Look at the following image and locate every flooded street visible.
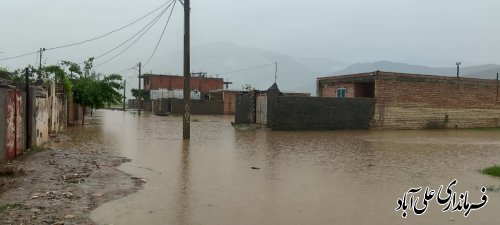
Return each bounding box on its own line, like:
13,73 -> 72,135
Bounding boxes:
61,110 -> 500,225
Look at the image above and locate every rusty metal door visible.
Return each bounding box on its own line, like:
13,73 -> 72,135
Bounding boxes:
6,89 -> 24,160
256,95 -> 267,125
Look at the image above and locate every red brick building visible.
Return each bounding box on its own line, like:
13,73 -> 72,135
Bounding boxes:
317,71 -> 500,129
142,74 -> 223,93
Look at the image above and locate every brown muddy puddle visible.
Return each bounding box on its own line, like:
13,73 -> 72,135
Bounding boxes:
59,110 -> 500,225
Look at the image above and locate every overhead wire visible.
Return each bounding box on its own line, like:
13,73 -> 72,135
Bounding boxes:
215,63 -> 277,76
0,50 -> 39,62
0,1 -> 171,62
145,0 -> 177,66
44,1 -> 172,51
92,0 -> 176,62
94,0 -> 175,68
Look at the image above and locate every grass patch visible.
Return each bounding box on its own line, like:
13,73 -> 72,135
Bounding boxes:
24,146 -> 46,155
0,203 -> 21,213
486,186 -> 500,192
192,119 -> 201,122
481,166 -> 500,177
232,124 -> 248,128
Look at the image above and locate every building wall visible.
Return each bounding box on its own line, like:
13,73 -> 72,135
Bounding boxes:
152,99 -> 171,115
319,82 -> 355,97
34,95 -> 50,146
266,95 -> 375,130
0,88 -> 6,162
235,93 -> 256,124
144,75 -> 223,93
234,85 -> 375,130
67,97 -> 84,125
372,72 -> 500,129
223,92 -> 237,115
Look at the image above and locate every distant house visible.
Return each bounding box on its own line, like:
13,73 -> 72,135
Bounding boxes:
317,71 -> 500,129
137,73 -> 227,115
142,73 -> 223,100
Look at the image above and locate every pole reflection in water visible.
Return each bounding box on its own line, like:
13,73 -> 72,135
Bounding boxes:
176,140 -> 191,224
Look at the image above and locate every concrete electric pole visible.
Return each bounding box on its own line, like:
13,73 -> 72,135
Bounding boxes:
123,79 -> 127,111
183,0 -> 191,139
25,68 -> 31,150
456,62 -> 461,78
38,48 -> 45,80
138,62 -> 142,116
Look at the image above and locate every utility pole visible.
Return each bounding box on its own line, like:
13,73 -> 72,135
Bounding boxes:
456,62 -> 461,78
138,62 -> 142,116
496,72 -> 499,102
123,80 -> 127,111
38,48 -> 45,80
24,68 -> 31,150
274,62 -> 278,83
183,0 -> 191,139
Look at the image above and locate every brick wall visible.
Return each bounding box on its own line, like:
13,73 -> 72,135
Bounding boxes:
320,83 -> 355,97
144,75 -> 223,93
223,92 -> 237,115
372,72 -> 500,129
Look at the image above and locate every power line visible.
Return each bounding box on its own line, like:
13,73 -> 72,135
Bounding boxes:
94,1 -> 174,68
0,1 -> 171,62
0,50 -> 39,62
215,63 -> 276,76
145,0 -> 177,65
92,0 -> 175,62
45,1 -> 172,51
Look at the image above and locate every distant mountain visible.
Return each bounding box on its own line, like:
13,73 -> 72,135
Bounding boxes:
330,61 -> 500,79
155,42 -> 347,95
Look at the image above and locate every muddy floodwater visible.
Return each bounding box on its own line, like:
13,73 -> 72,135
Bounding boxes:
58,110 -> 500,225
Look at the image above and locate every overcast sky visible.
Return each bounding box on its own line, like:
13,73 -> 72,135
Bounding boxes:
1,0 -> 500,76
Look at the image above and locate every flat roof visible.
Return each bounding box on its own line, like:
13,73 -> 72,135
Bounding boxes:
142,73 -> 223,80
318,71 -> 498,82
209,89 -> 249,93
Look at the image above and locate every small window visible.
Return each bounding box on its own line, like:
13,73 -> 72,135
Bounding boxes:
336,88 -> 346,98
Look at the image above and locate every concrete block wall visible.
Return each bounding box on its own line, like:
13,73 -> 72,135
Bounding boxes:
235,93 -> 256,124
266,96 -> 375,130
152,99 -> 170,115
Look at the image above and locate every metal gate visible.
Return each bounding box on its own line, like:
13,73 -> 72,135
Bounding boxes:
256,95 -> 267,125
5,88 -> 24,160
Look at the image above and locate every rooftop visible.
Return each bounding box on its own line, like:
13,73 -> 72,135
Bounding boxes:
318,71 -> 499,82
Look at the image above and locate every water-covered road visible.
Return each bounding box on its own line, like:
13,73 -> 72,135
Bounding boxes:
61,110 -> 500,224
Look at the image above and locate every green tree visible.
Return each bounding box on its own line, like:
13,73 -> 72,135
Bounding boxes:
0,67 -> 32,87
64,58 -> 123,121
43,65 -> 73,96
242,84 -> 255,91
131,88 -> 150,100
